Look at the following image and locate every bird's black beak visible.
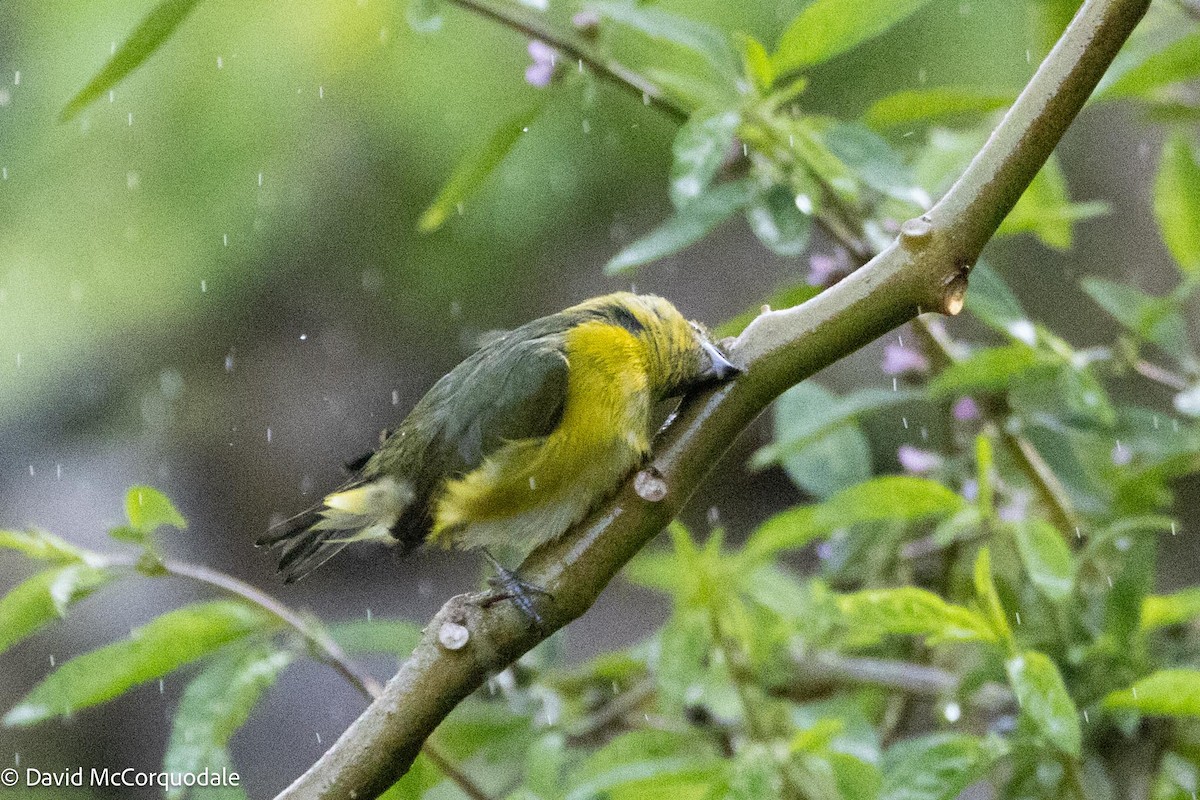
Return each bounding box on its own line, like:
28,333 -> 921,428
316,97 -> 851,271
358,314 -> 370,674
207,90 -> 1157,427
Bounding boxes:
699,339 -> 741,381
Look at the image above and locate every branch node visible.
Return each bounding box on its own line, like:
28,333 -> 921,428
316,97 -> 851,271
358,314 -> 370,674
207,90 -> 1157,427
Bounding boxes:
940,270 -> 970,316
438,621 -> 471,651
634,466 -> 668,502
899,216 -> 933,245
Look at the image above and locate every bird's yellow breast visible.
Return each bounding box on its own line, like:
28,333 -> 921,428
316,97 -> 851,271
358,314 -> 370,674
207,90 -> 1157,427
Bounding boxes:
430,320 -> 652,553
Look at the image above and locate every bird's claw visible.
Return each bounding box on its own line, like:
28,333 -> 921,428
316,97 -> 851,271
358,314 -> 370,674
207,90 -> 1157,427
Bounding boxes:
480,550 -> 551,628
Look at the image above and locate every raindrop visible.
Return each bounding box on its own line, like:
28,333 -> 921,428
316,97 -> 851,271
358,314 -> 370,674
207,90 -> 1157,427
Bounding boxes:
13,71 -> 19,86
56,464 -> 62,480
391,390 -> 400,405
2,167 -> 8,180
126,171 -> 139,190
1015,612 -> 1021,625
200,279 -> 207,293
109,90 -> 115,103
28,465 -> 34,476
1083,709 -> 1089,723
366,608 -> 372,621
49,655 -> 55,666
159,679 -> 164,694
0,89 -> 10,108
794,194 -> 813,214
299,333 -> 308,341
319,85 -> 325,99
892,377 -> 898,391
902,417 -> 909,429
15,352 -> 21,367
943,702 -> 961,722
582,119 -> 591,134
222,233 -> 229,247
257,171 -> 264,187
224,354 -> 235,372
216,56 -> 224,69
127,112 -> 133,126
315,732 -> 322,744
1171,522 -> 1177,536
1107,575 -> 1113,588
266,427 -> 273,443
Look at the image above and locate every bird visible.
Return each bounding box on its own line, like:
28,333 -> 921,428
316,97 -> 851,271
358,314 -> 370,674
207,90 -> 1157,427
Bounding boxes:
257,292 -> 740,598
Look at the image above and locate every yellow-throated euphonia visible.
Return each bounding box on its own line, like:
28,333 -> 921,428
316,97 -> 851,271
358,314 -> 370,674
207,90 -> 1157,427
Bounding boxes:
259,292 -> 739,583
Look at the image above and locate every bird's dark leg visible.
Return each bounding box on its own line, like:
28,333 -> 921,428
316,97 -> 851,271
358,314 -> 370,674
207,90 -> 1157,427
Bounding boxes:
479,549 -> 552,628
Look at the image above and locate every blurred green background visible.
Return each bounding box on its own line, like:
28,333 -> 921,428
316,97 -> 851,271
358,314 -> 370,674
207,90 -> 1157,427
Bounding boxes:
0,0 -> 1194,796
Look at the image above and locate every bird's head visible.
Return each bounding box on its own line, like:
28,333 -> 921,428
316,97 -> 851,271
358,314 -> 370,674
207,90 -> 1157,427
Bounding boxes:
587,293 -> 741,397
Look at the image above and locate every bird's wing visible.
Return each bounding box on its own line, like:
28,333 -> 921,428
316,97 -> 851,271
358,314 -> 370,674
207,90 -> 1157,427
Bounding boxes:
433,333 -> 571,472
366,332 -> 570,546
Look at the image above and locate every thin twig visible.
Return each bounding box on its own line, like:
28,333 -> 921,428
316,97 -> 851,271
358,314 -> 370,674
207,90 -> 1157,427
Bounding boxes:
1132,358 -> 1190,391
103,556 -> 494,800
443,0 -> 686,120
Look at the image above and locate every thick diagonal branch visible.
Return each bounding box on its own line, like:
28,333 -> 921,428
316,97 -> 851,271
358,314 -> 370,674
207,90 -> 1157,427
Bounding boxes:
276,1 -> 1150,796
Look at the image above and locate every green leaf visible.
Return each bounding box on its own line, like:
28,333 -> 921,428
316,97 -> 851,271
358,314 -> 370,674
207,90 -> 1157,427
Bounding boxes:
963,262 -> 1034,341
589,2 -> 738,76
4,600 -> 271,726
1103,670 -> 1200,717
773,0 -> 938,73
164,644 -> 293,799
418,100 -> 545,233
974,548 -> 1014,645
379,753 -> 444,800
823,122 -> 917,201
1141,586 -> 1200,630
745,476 -> 964,560
1013,520 -> 1074,602
729,744 -> 782,799
329,618 -> 423,658
738,34 -> 775,91
864,88 -> 1013,129
745,184 -> 813,256
838,587 -> 996,645
998,156 -> 1109,250
1081,277 -> 1193,362
1006,650 -> 1082,756
605,180 -> 754,274
1176,383 -> 1200,418
60,0 -> 205,121
754,383 -> 921,471
1154,133 -> 1200,275
567,730 -> 721,800
1101,31 -> 1200,99
670,109 -> 740,208
0,566 -> 113,657
928,344 -> 1051,398
759,382 -> 895,498
124,485 -> 187,534
880,733 -> 998,800
777,422 -> 872,499
0,529 -> 95,564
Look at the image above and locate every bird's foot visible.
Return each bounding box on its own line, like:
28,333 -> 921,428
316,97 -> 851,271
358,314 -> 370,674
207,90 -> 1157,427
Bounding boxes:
480,550 -> 552,628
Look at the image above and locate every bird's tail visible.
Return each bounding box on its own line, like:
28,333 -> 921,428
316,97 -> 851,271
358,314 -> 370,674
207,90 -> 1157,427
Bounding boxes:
257,476 -> 414,583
